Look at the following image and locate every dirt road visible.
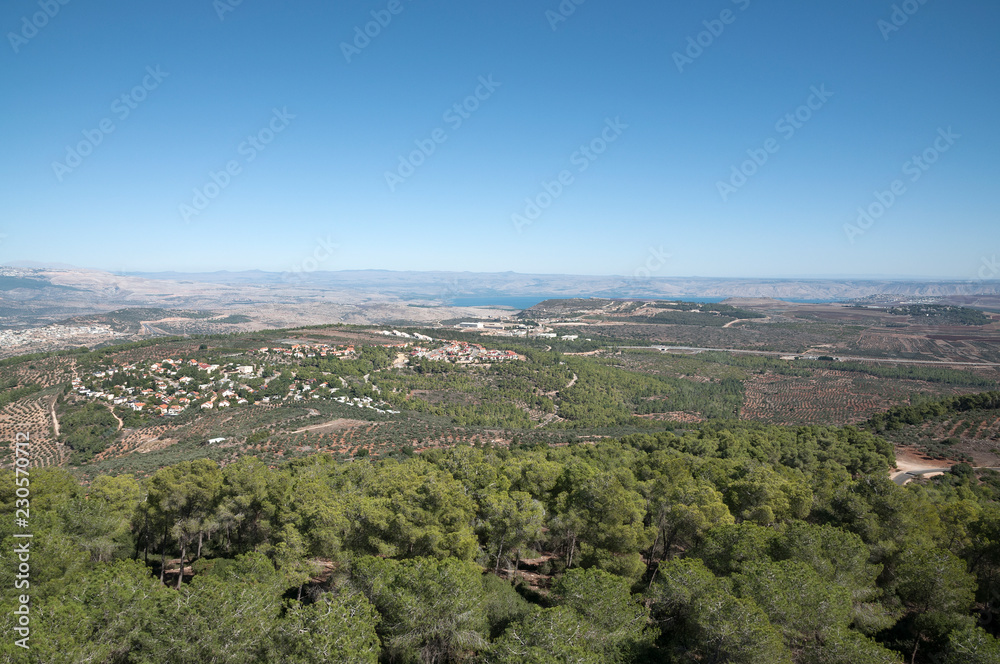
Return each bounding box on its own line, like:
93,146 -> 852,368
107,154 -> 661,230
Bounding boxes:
49,399 -> 60,436
891,450 -> 1000,485
105,404 -> 124,431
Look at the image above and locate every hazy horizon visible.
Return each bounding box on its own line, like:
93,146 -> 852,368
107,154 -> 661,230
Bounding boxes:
6,261 -> 1000,284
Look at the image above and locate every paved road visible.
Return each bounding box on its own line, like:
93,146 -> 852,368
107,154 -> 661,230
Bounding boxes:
621,346 -> 1000,368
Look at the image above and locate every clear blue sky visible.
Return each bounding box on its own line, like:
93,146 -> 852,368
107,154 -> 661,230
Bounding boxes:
1,0 -> 997,279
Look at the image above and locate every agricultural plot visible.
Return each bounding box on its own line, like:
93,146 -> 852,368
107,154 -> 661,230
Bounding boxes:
594,318 -> 867,353
879,410 -> 1000,466
612,348 -> 751,382
578,300 -> 1000,364
740,370 -> 977,426
70,402 -> 624,480
269,417 -> 603,460
89,340 -> 205,366
7,357 -> 76,389
929,338 -> 1000,364
853,331 -> 947,359
91,402 -> 306,461
0,391 -> 66,467
68,395 -> 404,477
852,328 -> 1000,363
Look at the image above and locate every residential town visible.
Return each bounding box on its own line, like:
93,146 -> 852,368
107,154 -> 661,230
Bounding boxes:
72,358 -> 260,418
67,336 -> 523,419
0,323 -> 124,358
454,321 -> 582,341
69,350 -> 404,418
411,340 -> 520,363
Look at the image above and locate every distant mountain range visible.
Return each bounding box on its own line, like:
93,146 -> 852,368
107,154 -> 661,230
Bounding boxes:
5,266 -> 1000,301
2,264 -> 999,331
119,269 -> 1000,301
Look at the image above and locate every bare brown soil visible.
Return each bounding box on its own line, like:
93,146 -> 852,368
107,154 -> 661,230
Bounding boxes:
893,446 -> 959,473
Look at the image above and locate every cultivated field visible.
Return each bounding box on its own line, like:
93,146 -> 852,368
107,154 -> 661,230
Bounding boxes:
0,391 -> 66,467
880,409 -> 1000,467
740,370 -> 982,426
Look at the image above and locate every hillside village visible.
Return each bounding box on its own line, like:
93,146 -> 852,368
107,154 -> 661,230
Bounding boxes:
69,336 -> 523,420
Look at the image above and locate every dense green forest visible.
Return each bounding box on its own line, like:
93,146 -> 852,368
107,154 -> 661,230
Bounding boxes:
4,421 -> 1000,663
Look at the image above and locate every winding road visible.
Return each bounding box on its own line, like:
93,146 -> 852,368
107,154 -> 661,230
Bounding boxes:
535,372 -> 577,429
105,403 -> 124,431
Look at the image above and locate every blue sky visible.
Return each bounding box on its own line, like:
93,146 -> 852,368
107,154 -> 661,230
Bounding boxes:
1,0 -> 997,279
